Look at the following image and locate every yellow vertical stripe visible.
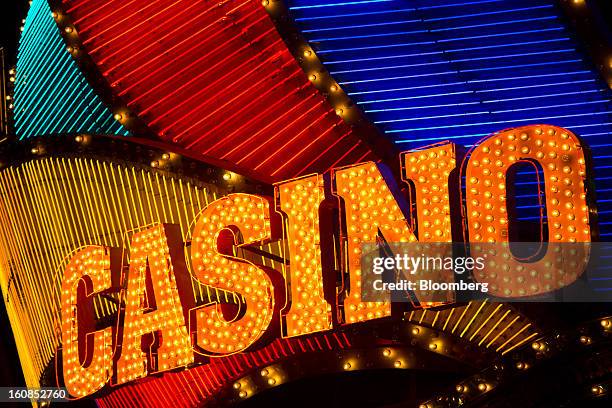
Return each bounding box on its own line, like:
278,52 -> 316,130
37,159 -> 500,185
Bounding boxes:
0,158 -> 221,392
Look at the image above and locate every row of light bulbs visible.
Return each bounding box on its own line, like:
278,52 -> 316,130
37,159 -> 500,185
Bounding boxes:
421,317 -> 611,407
261,0 -> 349,119
28,136 -> 240,190
232,323 -> 453,401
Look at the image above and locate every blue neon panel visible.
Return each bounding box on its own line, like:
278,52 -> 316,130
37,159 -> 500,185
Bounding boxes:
13,0 -> 128,139
289,0 -> 612,239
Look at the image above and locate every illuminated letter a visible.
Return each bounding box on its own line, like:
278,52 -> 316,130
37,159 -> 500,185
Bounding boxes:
116,224 -> 193,384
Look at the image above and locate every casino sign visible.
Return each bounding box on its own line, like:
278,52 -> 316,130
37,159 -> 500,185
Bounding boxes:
1,0 -> 611,407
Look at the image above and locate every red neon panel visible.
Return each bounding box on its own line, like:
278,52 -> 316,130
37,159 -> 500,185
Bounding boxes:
93,332 -> 351,407
61,0 -> 377,182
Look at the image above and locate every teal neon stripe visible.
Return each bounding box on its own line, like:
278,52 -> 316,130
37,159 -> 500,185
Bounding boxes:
14,0 -> 129,139
16,0 -> 120,135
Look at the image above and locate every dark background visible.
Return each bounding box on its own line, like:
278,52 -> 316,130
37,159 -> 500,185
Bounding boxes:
1,1 -> 28,66
0,0 -> 28,390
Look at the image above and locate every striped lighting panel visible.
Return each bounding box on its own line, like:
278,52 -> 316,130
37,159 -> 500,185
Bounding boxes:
406,301 -> 538,355
59,0 -> 376,182
0,157 -> 218,390
14,0 -> 128,139
288,0 -> 612,237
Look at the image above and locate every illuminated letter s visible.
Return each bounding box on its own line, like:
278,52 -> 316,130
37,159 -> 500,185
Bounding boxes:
191,194 -> 278,355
